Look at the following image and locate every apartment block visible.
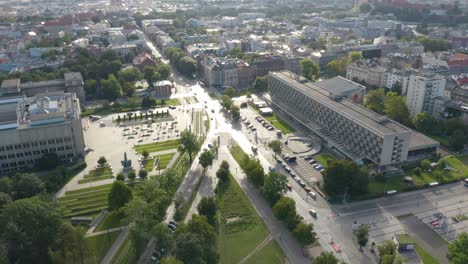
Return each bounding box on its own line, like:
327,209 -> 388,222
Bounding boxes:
406,73 -> 446,116
346,59 -> 386,87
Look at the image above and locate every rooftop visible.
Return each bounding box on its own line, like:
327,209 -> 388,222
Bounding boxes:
316,76 -> 365,95
270,71 -> 411,136
408,131 -> 440,151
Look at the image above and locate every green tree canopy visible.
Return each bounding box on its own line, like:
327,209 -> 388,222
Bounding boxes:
447,232 -> 468,264
313,251 -> 339,264
349,51 -> 363,63
293,222 -> 317,246
199,149 -> 215,173
223,87 -> 236,98
384,93 -> 410,125
252,76 -> 268,92
268,140 -> 282,158
364,88 -> 386,114
177,56 -> 197,77
413,112 -> 436,133
0,196 -> 64,263
323,160 -> 369,197
179,129 -> 200,163
356,224 -> 369,249
197,196 -> 217,226
216,161 -> 230,183
221,95 -> 233,110
101,74 -> 122,100
108,181 -> 133,210
327,57 -> 347,77
230,105 -> 240,121
12,173 -> 45,200
300,59 -> 320,81
272,196 -> 301,230
242,157 -> 265,187
261,171 -> 288,205
118,67 -> 142,83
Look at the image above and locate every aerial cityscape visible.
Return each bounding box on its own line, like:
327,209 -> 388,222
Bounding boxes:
0,0 -> 467,263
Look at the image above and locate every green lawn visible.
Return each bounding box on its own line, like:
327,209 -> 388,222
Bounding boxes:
230,145 -> 248,165
246,240 -> 285,264
78,167 -> 114,184
81,98 -> 181,117
59,185 -> 112,217
141,153 -> 175,171
111,237 -> 136,264
263,113 -> 296,134
218,174 -> 276,264
457,154 -> 468,164
95,211 -> 125,232
314,153 -> 337,168
134,139 -> 180,154
415,244 -> 440,264
85,232 -> 119,264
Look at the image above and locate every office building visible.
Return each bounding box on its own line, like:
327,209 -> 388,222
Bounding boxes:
0,92 -> 85,173
406,73 -> 446,116
268,71 -> 438,170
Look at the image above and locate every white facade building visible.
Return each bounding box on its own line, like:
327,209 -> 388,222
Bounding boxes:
406,73 -> 447,116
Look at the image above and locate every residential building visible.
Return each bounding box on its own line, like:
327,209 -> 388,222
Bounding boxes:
236,61 -> 253,90
1,72 -> 86,102
268,71 -> 438,170
384,68 -> 415,95
447,53 -> 468,74
133,52 -> 157,70
406,73 -> 446,116
346,59 -> 386,87
0,92 -> 85,174
152,81 -> 173,98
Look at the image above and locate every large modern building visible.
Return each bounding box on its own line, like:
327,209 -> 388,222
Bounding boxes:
406,73 -> 446,116
268,71 -> 438,170
0,92 -> 85,174
0,72 -> 86,102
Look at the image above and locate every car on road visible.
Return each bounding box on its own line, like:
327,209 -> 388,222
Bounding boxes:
277,159 -> 283,164
294,176 -> 300,183
211,109 -> 215,113
308,191 -> 317,199
284,166 -> 291,173
251,127 -> 257,131
287,184 -> 292,190
304,156 -> 313,160
127,136 -> 134,139
137,139 -> 143,143
298,180 -> 306,187
309,209 -> 317,218
153,137 -> 159,140
267,126 -> 275,131
251,146 -> 258,153
286,156 -> 297,163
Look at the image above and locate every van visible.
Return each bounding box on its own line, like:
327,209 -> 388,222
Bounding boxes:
309,209 -> 317,217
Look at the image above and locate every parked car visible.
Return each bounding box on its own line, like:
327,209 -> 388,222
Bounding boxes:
251,127 -> 257,131
309,209 -> 317,217
168,223 -> 177,231
309,191 -> 317,199
294,177 -> 301,183
169,220 -> 178,227
284,166 -> 291,173
308,159 -> 317,164
304,187 -> 311,192
287,184 -> 292,191
298,180 -> 306,187
464,178 -> 468,187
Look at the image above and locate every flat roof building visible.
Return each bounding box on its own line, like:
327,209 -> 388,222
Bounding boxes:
268,71 -> 438,170
0,92 -> 85,173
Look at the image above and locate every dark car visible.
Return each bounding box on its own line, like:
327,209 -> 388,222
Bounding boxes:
287,156 -> 297,163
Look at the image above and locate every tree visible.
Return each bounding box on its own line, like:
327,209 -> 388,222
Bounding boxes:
230,105 -> 240,121
101,74 -> 122,100
365,88 -> 386,114
252,76 -> 268,92
0,192 -> 12,210
348,51 -> 363,63
449,129 -> 466,151
262,171 -> 288,205
359,3 -> 371,13
161,257 -> 184,264
0,176 -> 12,194
128,170 -> 137,181
152,223 -> 173,255
177,56 -> 197,77
108,181 -> 133,210
12,173 -> 45,200
199,149 -> 214,173
384,94 -> 410,125
246,90 -> 252,98
216,161 -> 230,183
138,169 -> 148,179
243,158 -> 265,187
142,96 -> 157,108
293,222 -> 317,246
377,240 -> 400,263
179,129 -> 200,163
421,159 -> 431,171
221,95 -> 233,110
98,156 -> 107,166
142,150 -> 150,159
0,196 -> 64,263
157,64 -> 172,80
223,87 -> 236,98
327,57 -> 347,77
301,59 -> 320,81
36,153 -> 61,170
447,232 -> 468,264
314,251 -> 339,264
197,196 -> 217,226
118,68 -> 142,83
116,173 -> 125,181
268,140 -> 282,158
413,112 -> 435,133
356,224 -> 369,250
272,196 -> 301,230
323,160 -> 369,197
143,66 -> 157,83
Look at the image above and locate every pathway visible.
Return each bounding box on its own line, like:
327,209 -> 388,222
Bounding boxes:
85,227 -> 126,238
100,227 -> 129,264
238,234 -> 274,264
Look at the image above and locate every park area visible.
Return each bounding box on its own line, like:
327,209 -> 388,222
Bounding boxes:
367,155 -> 468,197
77,166 -> 114,184
85,232 -> 120,264
217,174 -> 285,264
263,113 -> 296,134
140,152 -> 176,172
134,139 -> 180,154
59,184 -> 112,218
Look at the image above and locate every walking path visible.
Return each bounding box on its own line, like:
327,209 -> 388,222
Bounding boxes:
85,227 -> 125,238
100,227 -> 129,264
238,234 -> 274,264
